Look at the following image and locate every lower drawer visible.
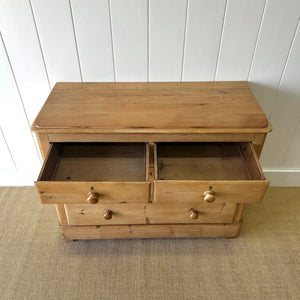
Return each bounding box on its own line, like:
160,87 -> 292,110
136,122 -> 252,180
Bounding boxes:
64,202 -> 237,225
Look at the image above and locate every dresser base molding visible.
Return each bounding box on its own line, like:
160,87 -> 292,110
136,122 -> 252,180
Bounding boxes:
59,222 -> 242,241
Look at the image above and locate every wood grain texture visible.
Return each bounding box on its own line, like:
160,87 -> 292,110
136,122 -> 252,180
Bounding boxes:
70,0 -> 114,81
38,142 -> 147,182
48,132 -> 263,142
156,142 -> 263,181
60,222 -> 242,240
65,202 -> 236,225
183,0 -> 226,80
32,82 -> 269,133
35,181 -> 150,204
35,134 -> 50,161
153,181 -> 269,204
55,204 -> 68,225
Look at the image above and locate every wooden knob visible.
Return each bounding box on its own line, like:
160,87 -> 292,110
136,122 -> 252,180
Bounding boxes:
189,209 -> 199,219
104,209 -> 113,220
86,192 -> 99,204
203,191 -> 215,203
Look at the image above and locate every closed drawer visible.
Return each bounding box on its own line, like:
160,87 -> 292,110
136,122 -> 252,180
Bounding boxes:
64,202 -> 237,225
35,143 -> 150,204
153,142 -> 269,204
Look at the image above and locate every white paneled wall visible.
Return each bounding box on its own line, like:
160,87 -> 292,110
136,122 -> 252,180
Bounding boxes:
0,0 -> 300,186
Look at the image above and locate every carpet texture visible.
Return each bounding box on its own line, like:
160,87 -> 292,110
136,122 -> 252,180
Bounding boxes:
0,187 -> 299,300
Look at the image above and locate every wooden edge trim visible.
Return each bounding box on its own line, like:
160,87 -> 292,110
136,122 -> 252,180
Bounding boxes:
36,143 -> 55,181
59,222 -> 242,241
249,143 -> 268,181
35,133 -> 50,160
233,204 -> 245,223
31,123 -> 272,134
152,179 -> 269,185
55,204 -> 68,225
145,143 -> 149,182
154,143 -> 158,180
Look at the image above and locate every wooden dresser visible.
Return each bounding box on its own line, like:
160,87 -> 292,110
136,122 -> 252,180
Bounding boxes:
31,82 -> 271,241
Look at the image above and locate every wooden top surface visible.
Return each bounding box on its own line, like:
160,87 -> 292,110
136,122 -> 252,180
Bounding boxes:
32,82 -> 270,134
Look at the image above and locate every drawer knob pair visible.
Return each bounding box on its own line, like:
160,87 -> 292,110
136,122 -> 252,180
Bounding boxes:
86,192 -> 100,204
203,190 -> 215,203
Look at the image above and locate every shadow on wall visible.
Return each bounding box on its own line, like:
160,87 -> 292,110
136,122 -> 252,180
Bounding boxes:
248,82 -> 300,169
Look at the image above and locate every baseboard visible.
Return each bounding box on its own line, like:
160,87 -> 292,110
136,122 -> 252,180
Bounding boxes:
0,170 -> 37,186
0,170 -> 299,187
264,169 -> 300,186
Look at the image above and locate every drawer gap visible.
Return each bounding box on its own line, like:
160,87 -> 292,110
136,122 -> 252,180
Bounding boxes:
155,142 -> 264,181
39,142 -> 147,182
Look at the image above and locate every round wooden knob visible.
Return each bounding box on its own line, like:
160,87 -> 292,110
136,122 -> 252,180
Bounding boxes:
103,209 -> 113,220
86,192 -> 99,204
203,191 -> 215,203
189,209 -> 199,219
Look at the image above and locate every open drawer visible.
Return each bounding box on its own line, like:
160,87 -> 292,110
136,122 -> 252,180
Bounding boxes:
153,142 -> 269,204
35,143 -> 150,204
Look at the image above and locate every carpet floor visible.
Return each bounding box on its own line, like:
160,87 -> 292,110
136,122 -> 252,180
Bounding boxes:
0,187 -> 299,300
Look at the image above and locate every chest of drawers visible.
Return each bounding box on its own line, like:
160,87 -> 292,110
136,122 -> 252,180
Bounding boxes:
31,82 -> 271,241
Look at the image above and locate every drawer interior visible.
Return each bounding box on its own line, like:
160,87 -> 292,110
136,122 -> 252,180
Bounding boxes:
39,142 -> 147,182
155,142 -> 265,180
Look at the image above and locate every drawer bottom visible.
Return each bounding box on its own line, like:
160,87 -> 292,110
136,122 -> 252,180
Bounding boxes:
59,223 -> 242,241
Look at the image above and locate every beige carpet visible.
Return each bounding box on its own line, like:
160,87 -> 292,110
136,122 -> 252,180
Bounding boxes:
0,187 -> 299,300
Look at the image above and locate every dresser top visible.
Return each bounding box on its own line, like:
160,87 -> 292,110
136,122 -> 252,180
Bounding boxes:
32,82 -> 270,134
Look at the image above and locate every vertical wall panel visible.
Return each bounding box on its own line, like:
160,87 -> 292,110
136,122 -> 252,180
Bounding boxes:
110,0 -> 147,81
0,0 -> 50,124
71,0 -> 114,81
31,0 -> 82,87
215,0 -> 265,81
150,0 -> 187,81
248,0 -> 300,116
283,121 -> 300,169
0,0 -> 300,185
260,22 -> 300,169
183,0 -> 226,81
0,128 -> 15,171
0,37 -> 41,171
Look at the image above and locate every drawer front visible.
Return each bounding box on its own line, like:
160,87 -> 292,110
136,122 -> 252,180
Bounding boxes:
64,202 -> 237,225
35,142 -> 150,204
154,142 -> 269,204
35,181 -> 150,204
153,180 -> 268,203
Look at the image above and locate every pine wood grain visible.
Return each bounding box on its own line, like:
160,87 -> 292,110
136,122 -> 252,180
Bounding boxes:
60,222 -> 242,240
35,181 -> 150,204
153,181 -> 269,204
64,202 -> 236,225
32,82 -> 269,134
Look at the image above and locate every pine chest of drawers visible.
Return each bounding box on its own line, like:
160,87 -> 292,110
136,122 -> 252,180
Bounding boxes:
31,82 -> 271,241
